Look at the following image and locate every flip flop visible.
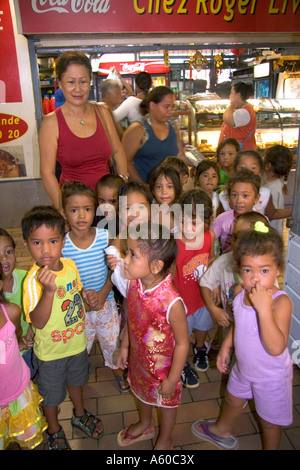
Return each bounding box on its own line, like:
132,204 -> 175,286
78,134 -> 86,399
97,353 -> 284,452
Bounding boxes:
117,424 -> 155,447
191,420 -> 238,450
115,374 -> 130,393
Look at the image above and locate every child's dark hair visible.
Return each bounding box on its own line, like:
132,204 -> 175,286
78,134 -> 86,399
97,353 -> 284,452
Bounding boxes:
118,181 -> 153,206
233,150 -> 263,173
233,226 -> 284,272
96,174 -> 124,193
264,145 -> 294,195
61,181 -> 97,211
132,223 -> 178,276
22,206 -> 66,241
161,157 -> 189,177
227,169 -> 260,196
235,211 -> 270,229
0,264 -> 5,303
149,165 -> 181,202
216,138 -> 240,162
0,228 -> 16,249
194,159 -> 219,187
179,189 -> 212,229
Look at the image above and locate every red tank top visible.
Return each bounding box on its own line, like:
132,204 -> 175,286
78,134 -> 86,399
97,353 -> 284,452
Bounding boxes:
56,107 -> 112,190
173,230 -> 212,316
218,103 -> 257,150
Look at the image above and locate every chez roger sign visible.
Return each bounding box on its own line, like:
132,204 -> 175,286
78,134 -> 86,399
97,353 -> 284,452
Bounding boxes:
15,0 -> 299,34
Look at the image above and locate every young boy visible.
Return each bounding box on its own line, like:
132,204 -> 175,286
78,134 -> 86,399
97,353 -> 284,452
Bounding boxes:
173,190 -> 215,387
161,156 -> 190,188
95,174 -> 123,238
22,206 -> 103,450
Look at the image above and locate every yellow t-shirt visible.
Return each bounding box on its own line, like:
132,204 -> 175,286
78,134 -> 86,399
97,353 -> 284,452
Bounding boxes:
23,258 -> 87,361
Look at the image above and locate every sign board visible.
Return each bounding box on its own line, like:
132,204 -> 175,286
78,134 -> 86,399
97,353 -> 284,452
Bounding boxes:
98,61 -> 170,75
14,0 -> 300,34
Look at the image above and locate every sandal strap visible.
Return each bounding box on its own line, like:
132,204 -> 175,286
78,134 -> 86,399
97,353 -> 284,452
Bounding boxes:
47,427 -> 71,450
72,409 -> 103,439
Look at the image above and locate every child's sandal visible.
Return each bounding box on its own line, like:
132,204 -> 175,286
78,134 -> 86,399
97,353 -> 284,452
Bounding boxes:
71,409 -> 104,439
46,426 -> 71,450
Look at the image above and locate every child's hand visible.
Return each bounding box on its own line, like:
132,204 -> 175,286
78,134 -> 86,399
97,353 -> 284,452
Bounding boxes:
249,281 -> 273,313
37,266 -> 57,292
117,345 -> 129,370
213,286 -> 221,305
106,254 -> 119,271
157,378 -> 176,398
212,306 -> 230,327
216,346 -> 231,374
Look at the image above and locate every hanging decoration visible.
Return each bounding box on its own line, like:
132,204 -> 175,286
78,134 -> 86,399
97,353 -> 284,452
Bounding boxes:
214,53 -> 223,73
164,50 -> 169,68
273,57 -> 284,72
231,48 -> 245,66
189,51 -> 208,71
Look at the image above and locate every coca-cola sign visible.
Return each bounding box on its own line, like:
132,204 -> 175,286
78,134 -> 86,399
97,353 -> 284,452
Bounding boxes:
15,0 -> 300,34
98,61 -> 170,75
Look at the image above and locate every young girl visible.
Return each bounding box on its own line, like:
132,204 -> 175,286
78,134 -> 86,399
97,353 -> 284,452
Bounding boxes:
0,265 -> 47,450
219,150 -> 292,224
61,181 -> 129,392
192,224 -> 293,450
149,165 -> 181,230
216,138 -> 240,193
263,145 -> 294,235
111,224 -> 189,450
194,159 -> 220,220
211,169 -> 260,254
0,229 -> 35,378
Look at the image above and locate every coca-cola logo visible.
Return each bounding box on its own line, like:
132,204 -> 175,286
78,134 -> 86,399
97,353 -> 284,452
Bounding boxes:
31,0 -> 111,14
121,63 -> 145,74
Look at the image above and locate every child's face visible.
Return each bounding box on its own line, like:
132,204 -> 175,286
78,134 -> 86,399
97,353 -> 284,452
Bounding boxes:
218,144 -> 237,170
119,191 -> 151,227
229,182 -> 259,217
63,194 -> 95,231
0,236 -> 16,280
24,225 -> 65,271
153,175 -> 176,206
240,254 -> 280,293
236,155 -> 262,176
97,186 -> 118,221
197,167 -> 219,194
124,238 -> 150,281
181,214 -> 205,244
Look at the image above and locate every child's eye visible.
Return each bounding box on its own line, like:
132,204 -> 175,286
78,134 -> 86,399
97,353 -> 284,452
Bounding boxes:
6,249 -> 14,255
262,269 -> 269,274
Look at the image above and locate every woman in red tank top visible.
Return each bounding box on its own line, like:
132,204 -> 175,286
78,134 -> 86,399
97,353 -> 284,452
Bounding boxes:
39,52 -> 127,210
218,82 -> 257,151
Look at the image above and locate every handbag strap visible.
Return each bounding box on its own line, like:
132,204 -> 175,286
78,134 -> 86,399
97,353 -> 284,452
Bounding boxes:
93,102 -> 110,141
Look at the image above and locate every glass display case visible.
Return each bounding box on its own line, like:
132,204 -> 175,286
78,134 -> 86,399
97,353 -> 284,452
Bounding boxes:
186,97 -> 300,156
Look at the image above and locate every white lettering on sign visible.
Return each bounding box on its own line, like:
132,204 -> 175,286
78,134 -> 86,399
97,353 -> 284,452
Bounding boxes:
31,0 -> 110,14
122,63 -> 146,74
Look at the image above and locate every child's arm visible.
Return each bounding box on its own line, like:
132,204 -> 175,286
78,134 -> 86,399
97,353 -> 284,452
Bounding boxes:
29,266 -> 57,329
209,229 -> 215,264
82,274 -> 113,311
158,299 -> 189,398
249,282 -> 292,355
117,322 -> 129,370
6,302 -> 23,344
200,285 -> 230,327
264,195 -> 292,220
216,325 -> 234,374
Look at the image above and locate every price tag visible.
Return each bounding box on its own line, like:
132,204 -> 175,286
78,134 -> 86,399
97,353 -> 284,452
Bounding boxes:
0,113 -> 28,143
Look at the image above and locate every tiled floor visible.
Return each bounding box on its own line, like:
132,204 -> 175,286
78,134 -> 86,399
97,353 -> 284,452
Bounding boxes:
7,226 -> 300,451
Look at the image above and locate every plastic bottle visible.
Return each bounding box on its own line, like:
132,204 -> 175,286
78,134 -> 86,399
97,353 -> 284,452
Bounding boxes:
43,94 -> 50,115
49,95 -> 55,112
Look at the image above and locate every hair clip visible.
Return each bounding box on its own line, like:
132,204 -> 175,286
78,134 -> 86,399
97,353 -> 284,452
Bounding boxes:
254,221 -> 269,233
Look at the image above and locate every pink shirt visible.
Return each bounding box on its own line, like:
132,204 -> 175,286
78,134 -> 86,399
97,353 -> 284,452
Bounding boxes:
0,304 -> 30,406
211,209 -> 235,253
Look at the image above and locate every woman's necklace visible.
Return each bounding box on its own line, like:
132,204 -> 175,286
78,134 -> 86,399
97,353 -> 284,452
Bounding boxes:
80,119 -> 85,125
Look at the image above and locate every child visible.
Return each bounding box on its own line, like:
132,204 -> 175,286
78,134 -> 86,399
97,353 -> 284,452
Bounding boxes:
219,150 -> 292,224
149,165 -> 181,230
192,223 -> 293,450
216,138 -> 240,193
173,190 -> 215,386
61,181 -> 129,392
0,264 -> 47,450
22,206 -> 103,450
194,159 -> 220,220
95,174 -> 123,238
0,228 -> 35,378
112,224 -> 189,450
263,145 -> 294,235
200,212 -> 270,346
211,169 -> 260,254
161,156 -> 190,187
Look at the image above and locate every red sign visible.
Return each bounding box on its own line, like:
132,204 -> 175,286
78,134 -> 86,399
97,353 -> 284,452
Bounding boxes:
0,0 -> 22,103
0,113 -> 29,144
98,61 -> 170,75
15,1 -> 300,34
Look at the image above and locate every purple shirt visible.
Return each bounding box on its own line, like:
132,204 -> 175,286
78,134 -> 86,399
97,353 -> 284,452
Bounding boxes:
211,209 -> 235,253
